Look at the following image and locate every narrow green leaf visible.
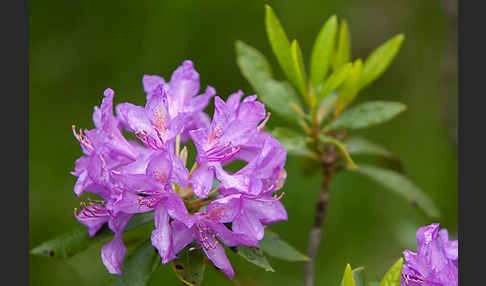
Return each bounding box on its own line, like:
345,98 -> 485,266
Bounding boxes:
320,135 -> 357,169
235,41 -> 273,89
323,101 -> 406,132
233,246 -> 275,272
259,229 -> 309,261
270,127 -> 315,158
265,5 -> 295,84
290,40 -> 308,98
379,258 -> 404,286
360,34 -> 404,89
336,59 -> 363,114
368,282 -> 380,286
110,240 -> 160,286
352,165 -> 440,218
342,264 -> 356,286
30,212 -> 154,259
235,41 -> 303,121
310,15 -> 338,88
30,224 -> 112,259
345,137 -> 396,159
172,244 -> 206,286
333,19 -> 351,71
318,62 -> 353,101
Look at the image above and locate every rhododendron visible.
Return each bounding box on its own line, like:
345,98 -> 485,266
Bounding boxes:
401,223 -> 458,286
71,60 -> 288,277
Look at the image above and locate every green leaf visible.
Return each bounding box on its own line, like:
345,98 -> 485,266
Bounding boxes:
235,41 -> 302,121
359,34 -> 404,89
172,244 -> 206,286
352,165 -> 440,218
310,15 -> 338,88
341,264 -> 356,286
235,41 -> 273,90
265,5 -> 295,85
317,62 -> 353,102
323,101 -> 406,132
379,258 -> 403,286
368,282 -> 380,286
336,59 -> 363,114
333,19 -> 351,71
345,137 -> 396,159
30,212 -> 154,259
270,127 -> 315,158
319,135 -> 357,169
259,229 -> 309,261
233,246 -> 275,272
290,39 -> 308,98
110,240 -> 160,286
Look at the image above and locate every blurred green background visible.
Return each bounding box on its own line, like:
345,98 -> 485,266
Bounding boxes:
29,0 -> 457,285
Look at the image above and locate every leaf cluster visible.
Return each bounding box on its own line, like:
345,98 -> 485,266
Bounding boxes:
236,4 -> 439,220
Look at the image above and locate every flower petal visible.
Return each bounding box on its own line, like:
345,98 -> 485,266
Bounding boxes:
75,209 -> 110,237
102,213 -> 132,275
143,74 -> 166,95
439,229 -> 458,261
169,149 -> 190,187
189,165 -> 214,198
110,172 -> 162,193
101,235 -> 127,275
208,221 -> 258,247
164,193 -> 190,225
146,151 -> 172,184
151,205 -> 176,264
213,165 -> 256,195
232,211 -> 265,241
116,103 -> 153,135
168,60 -> 200,115
206,194 -> 242,223
188,86 -> 216,113
172,220 -> 194,254
196,228 -> 234,279
245,197 -> 288,225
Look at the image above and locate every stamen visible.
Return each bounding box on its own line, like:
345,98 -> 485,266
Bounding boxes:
197,223 -> 219,250
254,192 -> 285,202
137,193 -> 160,208
402,268 -> 425,285
72,125 -> 94,151
257,112 -> 271,132
74,199 -> 110,221
205,142 -> 241,162
135,129 -> 165,150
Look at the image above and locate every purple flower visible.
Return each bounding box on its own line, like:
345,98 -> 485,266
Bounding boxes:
189,91 -> 268,197
111,151 -> 191,263
401,223 -> 458,286
116,84 -> 188,150
71,60 -> 289,279
138,60 -> 216,143
219,133 -> 288,241
171,195 -> 259,279
72,88 -> 138,197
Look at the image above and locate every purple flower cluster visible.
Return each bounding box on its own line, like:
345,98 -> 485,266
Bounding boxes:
71,60 -> 288,278
401,223 -> 458,286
